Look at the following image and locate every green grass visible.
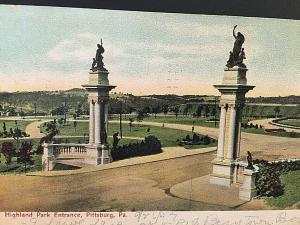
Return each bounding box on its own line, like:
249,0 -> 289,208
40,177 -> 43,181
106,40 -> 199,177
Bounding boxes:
0,154 -> 42,174
0,136 -> 140,174
0,120 -> 31,133
277,119 -> 300,127
241,127 -> 300,138
267,170 -> 300,208
142,115 -> 220,128
41,121 -> 216,148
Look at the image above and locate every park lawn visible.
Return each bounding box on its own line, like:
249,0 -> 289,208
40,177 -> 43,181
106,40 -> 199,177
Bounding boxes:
0,136 -> 139,174
241,127 -> 300,138
0,154 -> 42,174
142,115 -> 219,128
266,170 -> 300,208
0,120 -> 31,133
278,119 -> 300,127
41,121 -> 216,147
0,138 -> 42,174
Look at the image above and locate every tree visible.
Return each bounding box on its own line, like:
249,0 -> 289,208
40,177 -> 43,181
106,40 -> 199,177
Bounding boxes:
17,141 -> 34,172
73,121 -> 77,132
12,127 -> 23,152
136,111 -> 145,122
211,107 -> 217,118
250,105 -> 257,118
162,104 -> 169,117
129,118 -> 134,132
2,122 -> 7,135
34,103 -> 37,118
274,106 -> 281,118
73,113 -> 77,120
172,106 -> 180,119
1,142 -> 15,171
151,105 -> 160,118
112,132 -> 120,150
204,105 -> 210,117
196,105 -> 203,118
183,104 -> 190,117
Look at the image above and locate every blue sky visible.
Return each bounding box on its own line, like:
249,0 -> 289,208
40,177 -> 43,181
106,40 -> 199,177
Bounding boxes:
0,5 -> 299,96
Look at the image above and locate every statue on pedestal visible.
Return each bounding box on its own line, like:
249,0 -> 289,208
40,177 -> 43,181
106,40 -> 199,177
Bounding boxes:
226,25 -> 246,68
91,39 -> 106,71
246,151 -> 255,170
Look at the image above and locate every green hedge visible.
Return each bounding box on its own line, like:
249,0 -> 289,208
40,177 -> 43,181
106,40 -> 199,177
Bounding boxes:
111,135 -> 162,161
254,159 -> 300,197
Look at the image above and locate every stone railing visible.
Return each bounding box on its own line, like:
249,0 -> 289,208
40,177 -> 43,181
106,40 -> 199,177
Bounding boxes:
42,143 -> 88,171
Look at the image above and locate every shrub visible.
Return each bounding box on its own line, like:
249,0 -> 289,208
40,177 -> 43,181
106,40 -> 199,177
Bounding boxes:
202,135 -> 211,145
111,135 -> 162,161
254,159 -> 300,197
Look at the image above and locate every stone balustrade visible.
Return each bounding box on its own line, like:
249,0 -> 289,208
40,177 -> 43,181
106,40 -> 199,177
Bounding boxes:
42,143 -> 88,171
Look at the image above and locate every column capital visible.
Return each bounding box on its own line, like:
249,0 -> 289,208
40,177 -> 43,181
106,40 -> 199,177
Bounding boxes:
219,103 -> 228,109
227,104 -> 237,109
227,103 -> 244,110
95,98 -> 108,104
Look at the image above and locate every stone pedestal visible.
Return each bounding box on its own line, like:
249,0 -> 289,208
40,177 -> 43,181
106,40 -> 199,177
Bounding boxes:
42,143 -> 56,171
239,169 -> 257,200
85,144 -> 112,165
82,68 -> 116,165
210,66 -> 255,186
210,160 -> 235,187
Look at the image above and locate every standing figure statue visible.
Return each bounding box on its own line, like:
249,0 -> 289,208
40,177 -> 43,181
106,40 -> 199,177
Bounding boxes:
226,25 -> 246,68
91,39 -> 106,71
245,151 -> 255,170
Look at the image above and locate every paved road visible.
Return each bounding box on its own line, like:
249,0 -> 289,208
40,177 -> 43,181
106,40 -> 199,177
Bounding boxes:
132,121 -> 300,160
0,118 -> 298,211
249,118 -> 300,133
23,118 -> 300,160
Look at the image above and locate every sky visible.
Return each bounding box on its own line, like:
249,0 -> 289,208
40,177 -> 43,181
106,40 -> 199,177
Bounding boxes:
0,5 -> 299,97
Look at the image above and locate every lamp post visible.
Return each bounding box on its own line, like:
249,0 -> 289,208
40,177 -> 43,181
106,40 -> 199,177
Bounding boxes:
119,101 -> 123,139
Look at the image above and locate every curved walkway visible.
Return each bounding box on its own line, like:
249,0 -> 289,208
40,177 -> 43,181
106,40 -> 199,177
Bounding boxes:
1,118 -> 299,211
129,121 -> 300,160
25,119 -> 52,138
249,118 -> 300,133
23,118 -> 300,160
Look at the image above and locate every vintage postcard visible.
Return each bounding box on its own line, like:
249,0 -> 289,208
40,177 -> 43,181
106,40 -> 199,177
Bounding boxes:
0,4 -> 299,225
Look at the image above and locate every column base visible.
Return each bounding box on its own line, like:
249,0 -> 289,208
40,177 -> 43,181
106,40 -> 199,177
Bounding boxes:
85,144 -> 112,165
210,159 -> 235,187
239,169 -> 257,201
42,155 -> 56,171
239,188 -> 257,201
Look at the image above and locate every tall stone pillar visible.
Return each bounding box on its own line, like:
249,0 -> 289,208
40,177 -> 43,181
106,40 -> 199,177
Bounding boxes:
216,105 -> 227,160
227,105 -> 237,160
89,101 -> 95,144
82,41 -> 116,165
210,66 -> 255,187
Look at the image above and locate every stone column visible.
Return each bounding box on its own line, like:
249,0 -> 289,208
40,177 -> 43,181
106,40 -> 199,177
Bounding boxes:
104,103 -> 109,138
42,143 -> 55,171
216,105 -> 227,160
94,101 -> 101,144
100,100 -> 106,144
89,101 -> 95,144
227,105 -> 237,160
235,108 -> 243,159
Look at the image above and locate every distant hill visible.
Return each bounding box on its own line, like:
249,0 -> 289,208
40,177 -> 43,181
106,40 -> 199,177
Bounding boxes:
0,89 -> 298,116
247,95 -> 300,105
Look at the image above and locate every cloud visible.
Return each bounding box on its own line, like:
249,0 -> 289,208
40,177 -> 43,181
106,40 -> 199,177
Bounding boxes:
0,69 -> 87,92
47,33 -> 98,62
